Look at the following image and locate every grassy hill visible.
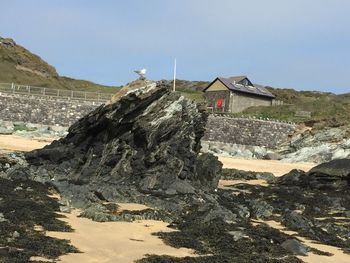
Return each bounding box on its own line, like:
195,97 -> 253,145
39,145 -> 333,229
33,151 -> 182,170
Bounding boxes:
238,88 -> 350,129
0,37 -> 119,93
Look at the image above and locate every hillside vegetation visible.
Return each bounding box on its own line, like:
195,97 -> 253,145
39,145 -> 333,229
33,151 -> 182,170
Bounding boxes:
163,79 -> 209,103
0,37 -> 119,93
240,88 -> 350,129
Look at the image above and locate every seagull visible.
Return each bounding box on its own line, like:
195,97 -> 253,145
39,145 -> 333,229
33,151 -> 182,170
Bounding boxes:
134,68 -> 147,79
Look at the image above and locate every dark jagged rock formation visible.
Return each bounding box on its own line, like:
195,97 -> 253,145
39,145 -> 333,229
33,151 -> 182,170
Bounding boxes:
138,168 -> 349,262
221,168 -> 275,182
279,127 -> 350,163
10,81 -> 223,222
278,159 -> 350,189
25,81 -> 221,197
0,152 -> 25,174
308,158 -> 350,180
143,159 -> 348,262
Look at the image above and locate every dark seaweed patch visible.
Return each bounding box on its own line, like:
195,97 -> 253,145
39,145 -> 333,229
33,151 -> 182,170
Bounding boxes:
0,178 -> 78,263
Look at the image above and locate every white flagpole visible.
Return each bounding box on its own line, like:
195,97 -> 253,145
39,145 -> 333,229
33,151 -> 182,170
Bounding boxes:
173,58 -> 177,91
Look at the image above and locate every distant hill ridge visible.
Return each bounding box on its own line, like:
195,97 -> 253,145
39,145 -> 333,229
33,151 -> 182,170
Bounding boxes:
0,36 -> 118,93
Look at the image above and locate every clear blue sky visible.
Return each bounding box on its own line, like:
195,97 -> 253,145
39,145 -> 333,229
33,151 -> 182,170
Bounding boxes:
1,0 -> 349,93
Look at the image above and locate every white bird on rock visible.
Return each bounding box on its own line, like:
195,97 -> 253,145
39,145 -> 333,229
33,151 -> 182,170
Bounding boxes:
134,68 -> 147,79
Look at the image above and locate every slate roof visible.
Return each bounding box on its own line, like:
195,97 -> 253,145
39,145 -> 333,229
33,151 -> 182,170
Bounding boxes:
205,76 -> 275,99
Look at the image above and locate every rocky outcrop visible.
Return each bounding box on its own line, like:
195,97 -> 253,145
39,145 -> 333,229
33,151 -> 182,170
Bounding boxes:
140,158 -> 350,262
0,152 -> 26,174
24,81 -> 222,198
203,123 -> 350,164
220,168 -> 275,182
0,120 -> 68,138
0,38 -> 16,48
278,159 -> 350,190
309,158 -> 350,178
281,239 -> 308,256
307,159 -> 350,189
280,126 -> 350,163
201,140 -> 281,160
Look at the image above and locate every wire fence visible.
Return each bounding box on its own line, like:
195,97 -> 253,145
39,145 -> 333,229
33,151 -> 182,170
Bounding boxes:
0,83 -> 115,103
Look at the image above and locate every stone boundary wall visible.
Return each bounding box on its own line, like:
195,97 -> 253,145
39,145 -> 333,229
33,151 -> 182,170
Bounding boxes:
203,115 -> 296,148
0,93 -> 296,148
0,93 -> 100,126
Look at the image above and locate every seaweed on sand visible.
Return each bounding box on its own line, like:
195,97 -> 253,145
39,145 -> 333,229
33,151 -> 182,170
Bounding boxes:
137,207 -> 303,263
0,178 -> 78,263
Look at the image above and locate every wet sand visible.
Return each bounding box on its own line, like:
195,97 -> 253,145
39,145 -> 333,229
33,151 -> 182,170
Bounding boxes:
219,156 -> 316,176
0,134 -> 52,153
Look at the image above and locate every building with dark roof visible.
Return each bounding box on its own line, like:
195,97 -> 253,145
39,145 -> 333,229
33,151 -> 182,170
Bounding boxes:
203,76 -> 276,113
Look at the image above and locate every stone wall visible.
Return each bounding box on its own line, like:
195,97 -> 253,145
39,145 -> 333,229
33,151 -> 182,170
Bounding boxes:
203,115 -> 296,148
0,93 -> 100,126
0,93 -> 296,149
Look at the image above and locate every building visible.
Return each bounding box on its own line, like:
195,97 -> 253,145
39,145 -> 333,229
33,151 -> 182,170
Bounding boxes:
203,76 -> 276,113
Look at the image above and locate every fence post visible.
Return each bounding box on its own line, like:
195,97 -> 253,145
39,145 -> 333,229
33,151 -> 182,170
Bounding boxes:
43,88 -> 46,95
28,85 -> 31,95
57,89 -> 59,97
85,92 -> 87,100
71,90 -> 74,99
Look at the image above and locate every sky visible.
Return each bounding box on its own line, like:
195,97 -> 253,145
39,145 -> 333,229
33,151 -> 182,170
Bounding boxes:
1,0 -> 349,93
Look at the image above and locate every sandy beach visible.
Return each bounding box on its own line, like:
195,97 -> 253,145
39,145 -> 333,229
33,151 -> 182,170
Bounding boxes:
218,156 -> 316,176
0,134 -> 53,153
44,209 -> 195,263
1,134 -> 348,263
